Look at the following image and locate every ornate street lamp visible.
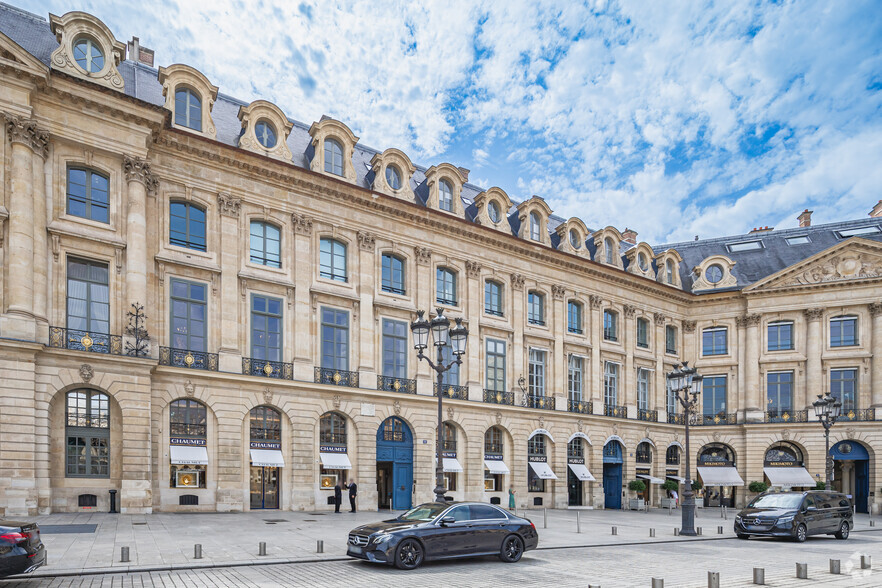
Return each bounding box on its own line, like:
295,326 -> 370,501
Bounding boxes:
667,362 -> 703,537
812,393 -> 842,491
411,309 -> 468,502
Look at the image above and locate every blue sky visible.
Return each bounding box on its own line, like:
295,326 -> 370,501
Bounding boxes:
25,0 -> 882,243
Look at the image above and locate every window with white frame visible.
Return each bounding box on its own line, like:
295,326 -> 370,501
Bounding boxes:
637,368 -> 650,411
528,349 -> 546,397
604,362 -> 619,407
568,355 -> 583,401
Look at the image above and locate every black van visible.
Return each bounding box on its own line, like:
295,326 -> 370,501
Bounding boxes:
734,490 -> 852,542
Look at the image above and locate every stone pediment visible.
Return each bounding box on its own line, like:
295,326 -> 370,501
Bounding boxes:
0,31 -> 50,81
745,238 -> 882,293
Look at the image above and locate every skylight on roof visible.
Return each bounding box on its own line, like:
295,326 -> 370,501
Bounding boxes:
785,235 -> 811,245
727,240 -> 764,252
836,226 -> 881,238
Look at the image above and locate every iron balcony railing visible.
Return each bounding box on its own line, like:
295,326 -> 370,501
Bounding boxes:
567,399 -> 593,414
604,404 -> 627,418
242,357 -> 293,380
668,413 -> 685,425
485,308 -> 503,317
696,413 -> 737,426
434,383 -> 469,400
838,408 -> 876,422
638,408 -> 658,422
483,389 -> 514,405
377,375 -> 416,394
159,347 -> 218,371
525,394 -> 555,410
764,410 -> 808,423
314,367 -> 359,387
49,327 -> 123,355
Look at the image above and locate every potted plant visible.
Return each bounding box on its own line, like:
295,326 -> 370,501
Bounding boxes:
660,479 -> 679,509
815,480 -> 826,490
628,479 -> 646,510
748,481 -> 769,496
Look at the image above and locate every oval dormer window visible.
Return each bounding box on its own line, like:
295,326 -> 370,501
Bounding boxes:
569,229 -> 580,249
73,37 -> 104,73
255,120 -> 277,149
488,201 -> 501,224
385,165 -> 402,190
706,264 -> 724,284
638,252 -> 648,271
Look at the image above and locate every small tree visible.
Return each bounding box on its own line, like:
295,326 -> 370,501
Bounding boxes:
815,480 -> 826,490
691,479 -> 703,491
628,479 -> 647,496
748,481 -> 769,494
662,479 -> 678,492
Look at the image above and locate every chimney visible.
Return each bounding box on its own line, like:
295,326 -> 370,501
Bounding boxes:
622,228 -> 638,244
127,36 -> 155,67
749,226 -> 774,234
798,209 -> 813,227
871,200 -> 882,218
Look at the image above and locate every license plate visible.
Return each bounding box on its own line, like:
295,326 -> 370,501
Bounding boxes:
349,546 -> 362,554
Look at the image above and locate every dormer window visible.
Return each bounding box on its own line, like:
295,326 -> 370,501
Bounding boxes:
605,238 -> 614,264
385,165 -> 402,190
705,264 -> 724,284
175,88 -> 202,131
569,230 -> 580,248
324,139 -> 344,176
255,120 -> 277,149
439,180 -> 453,212
73,37 -> 104,73
638,253 -> 649,271
530,213 -> 541,241
665,259 -> 675,284
488,201 -> 501,223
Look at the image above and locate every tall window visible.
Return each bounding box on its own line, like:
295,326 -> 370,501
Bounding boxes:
766,372 -> 793,416
170,279 -> 206,351
485,281 -> 503,316
528,291 -> 545,325
567,301 -> 583,334
603,310 -> 618,341
604,362 -> 619,407
67,167 -> 109,223
320,307 -> 349,370
439,179 -> 453,212
486,339 -> 506,391
169,399 -> 207,438
703,376 -> 727,417
320,412 -> 347,446
667,383 -> 677,416
249,221 -> 281,268
767,321 -> 793,351
528,349 -> 546,396
485,427 -> 503,455
605,237 -> 615,264
665,259 -> 675,284
174,87 -> 202,131
382,319 -> 407,378
702,327 -> 727,356
637,368 -> 650,411
528,435 -> 546,492
67,258 -> 109,337
381,254 -> 405,295
251,295 -> 282,361
830,316 -> 858,347
568,438 -> 584,459
529,212 -> 541,241
324,139 -> 344,176
636,442 -> 652,464
169,202 -> 206,251
666,446 -> 680,466
665,325 -> 677,354
636,318 -> 649,348
319,238 -> 347,282
830,369 -> 857,411
250,406 -> 281,441
66,390 -> 109,478
436,268 -> 457,305
568,355 -> 583,401
441,336 -> 460,387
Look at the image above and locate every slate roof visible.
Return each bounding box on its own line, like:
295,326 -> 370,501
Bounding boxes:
2,1 -> 879,296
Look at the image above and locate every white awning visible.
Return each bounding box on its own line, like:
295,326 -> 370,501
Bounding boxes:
170,445 -> 208,465
435,457 -> 464,473
250,449 -> 285,467
484,459 -> 510,474
666,475 -> 685,483
697,466 -> 744,486
764,467 -> 815,488
320,452 -> 352,470
637,474 -> 666,485
568,432 -> 592,445
528,428 -> 555,443
568,463 -> 596,481
528,461 -> 558,480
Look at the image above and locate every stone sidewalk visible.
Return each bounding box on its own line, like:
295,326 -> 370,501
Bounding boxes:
23,507 -> 879,577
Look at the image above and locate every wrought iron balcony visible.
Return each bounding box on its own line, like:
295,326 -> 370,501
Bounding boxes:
242,357 -> 293,380
525,394 -> 555,410
838,408 -> 876,422
696,412 -> 737,426
377,375 -> 416,394
667,413 -> 685,425
603,404 -> 627,418
434,383 -> 469,400
314,367 -> 359,387
49,327 -> 123,355
638,408 -> 658,422
764,410 -> 808,423
159,347 -> 218,371
483,389 -> 514,405
567,398 -> 593,414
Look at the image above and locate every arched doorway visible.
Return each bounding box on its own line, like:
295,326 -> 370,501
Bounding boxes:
567,437 -> 587,506
248,406 -> 283,509
831,440 -> 870,513
697,443 -> 742,507
376,417 -> 413,510
602,439 -> 624,509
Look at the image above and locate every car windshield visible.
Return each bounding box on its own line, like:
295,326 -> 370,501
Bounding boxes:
398,503 -> 450,522
748,494 -> 804,509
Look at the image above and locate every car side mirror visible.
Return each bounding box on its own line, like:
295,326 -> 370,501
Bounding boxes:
805,506 -> 817,512
439,516 -> 455,526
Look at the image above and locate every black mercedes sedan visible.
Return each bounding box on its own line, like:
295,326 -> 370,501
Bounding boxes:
1,521 -> 46,578
347,502 -> 538,569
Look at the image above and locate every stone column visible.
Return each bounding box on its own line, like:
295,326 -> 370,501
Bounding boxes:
653,313 -> 667,414
31,141 -> 49,342
217,193 -> 242,372
552,285 -> 566,411
869,303 -> 882,408
510,273 -> 526,396
743,314 -> 761,420
589,295 -> 603,405
356,231 -> 376,382
465,262 -> 482,400
803,308 -> 824,409
623,305 -> 636,417
413,247 -> 433,394
123,156 -> 158,324
291,213 -> 314,380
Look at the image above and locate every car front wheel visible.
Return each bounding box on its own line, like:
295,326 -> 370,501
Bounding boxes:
794,523 -> 807,543
394,538 -> 424,570
835,522 -> 850,540
499,534 -> 525,563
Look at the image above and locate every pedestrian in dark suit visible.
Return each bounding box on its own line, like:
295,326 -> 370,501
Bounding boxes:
333,481 -> 342,513
347,479 -> 358,512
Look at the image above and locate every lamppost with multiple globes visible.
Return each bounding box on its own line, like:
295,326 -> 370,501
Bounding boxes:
812,392 -> 842,491
410,308 -> 469,503
666,362 -> 703,537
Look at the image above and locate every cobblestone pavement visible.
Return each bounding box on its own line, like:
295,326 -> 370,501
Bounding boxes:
2,530 -> 880,587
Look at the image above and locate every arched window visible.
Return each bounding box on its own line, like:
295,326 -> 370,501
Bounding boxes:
665,259 -> 675,284
250,221 -> 281,268
66,389 -> 109,478
169,399 -> 207,489
636,442 -> 652,464
605,237 -> 615,264
637,252 -> 648,271
528,291 -> 545,325
666,445 -> 680,465
530,212 -> 541,241
320,412 -> 350,491
385,165 -> 402,190
174,87 -> 202,131
567,438 -> 584,460
67,167 -> 109,223
320,412 -> 347,446
169,399 -> 207,438
441,422 -> 457,452
485,280 -> 503,316
764,443 -> 803,466
698,443 -> 734,466
319,238 -> 347,282
249,406 -> 281,441
436,267 -> 457,306
381,253 -> 405,295
73,37 -> 104,73
485,427 -> 503,455
324,138 -> 344,176
528,435 -> 547,492
169,202 -> 206,251
439,180 -> 453,212
382,417 -> 407,442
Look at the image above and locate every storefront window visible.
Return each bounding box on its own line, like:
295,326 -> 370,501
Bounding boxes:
636,442 -> 652,464
169,399 -> 207,489
65,389 -> 109,478
484,427 -> 505,492
567,439 -> 584,460
666,446 -> 680,465
319,412 -> 349,491
528,436 -> 546,492
250,406 -> 281,441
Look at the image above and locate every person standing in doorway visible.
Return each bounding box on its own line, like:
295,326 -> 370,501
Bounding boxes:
333,480 -> 342,513
347,479 -> 358,513
508,486 -> 516,510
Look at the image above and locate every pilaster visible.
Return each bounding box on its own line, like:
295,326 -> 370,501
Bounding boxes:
217,192 -> 242,372
869,302 -> 882,407
123,156 -> 158,329
803,308 -> 824,409
291,212 -> 313,380
589,295 -> 603,404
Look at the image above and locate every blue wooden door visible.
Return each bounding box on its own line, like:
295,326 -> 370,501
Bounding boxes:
393,462 -> 412,510
377,417 -> 413,511
855,460 -> 869,513
603,464 -> 622,509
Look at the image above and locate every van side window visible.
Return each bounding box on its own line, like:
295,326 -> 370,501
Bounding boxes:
839,498 -> 850,508
802,495 -> 815,510
817,494 -> 833,509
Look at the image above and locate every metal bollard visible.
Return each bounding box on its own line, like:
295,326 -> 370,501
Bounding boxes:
650,528 -> 655,537
752,567 -> 764,585
577,510 -> 581,534
697,526 -> 702,535
120,546 -> 130,563
707,571 -> 720,588
544,508 -> 547,529
870,520 -> 875,527
258,541 -> 267,556
651,578 -> 664,588
317,540 -> 324,553
830,559 -> 840,574
194,544 -> 202,559
717,526 -> 723,534
612,526 -> 617,535
674,528 -> 680,536
861,555 -> 871,569
795,563 -> 807,579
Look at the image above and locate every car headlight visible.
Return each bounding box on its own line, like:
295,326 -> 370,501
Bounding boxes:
371,533 -> 392,545
777,515 -> 794,524
735,515 -> 742,522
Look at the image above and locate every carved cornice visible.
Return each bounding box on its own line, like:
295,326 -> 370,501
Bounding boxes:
465,260 -> 482,278
737,313 -> 761,327
654,312 -> 666,326
217,192 -> 241,217
803,307 -> 824,321
870,302 -> 882,317
123,155 -> 159,194
291,212 -> 313,235
510,273 -> 525,290
551,284 -> 566,300
622,304 -> 637,318
682,320 -> 697,333
414,246 -> 432,266
4,113 -> 49,159
589,294 -> 603,309
357,231 -> 376,251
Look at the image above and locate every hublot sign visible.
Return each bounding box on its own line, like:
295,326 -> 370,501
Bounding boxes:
528,456 -> 547,463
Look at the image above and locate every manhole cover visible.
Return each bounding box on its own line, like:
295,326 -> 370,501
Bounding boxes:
39,524 -> 98,534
